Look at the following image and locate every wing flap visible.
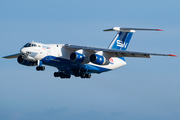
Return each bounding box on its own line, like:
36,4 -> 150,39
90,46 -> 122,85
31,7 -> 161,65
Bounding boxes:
112,52 -> 151,58
3,53 -> 21,59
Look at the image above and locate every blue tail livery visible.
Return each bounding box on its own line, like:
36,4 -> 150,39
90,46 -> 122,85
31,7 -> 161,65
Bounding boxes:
108,31 -> 134,50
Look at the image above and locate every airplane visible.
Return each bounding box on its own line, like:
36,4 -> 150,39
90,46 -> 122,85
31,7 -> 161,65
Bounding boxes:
3,27 -> 177,79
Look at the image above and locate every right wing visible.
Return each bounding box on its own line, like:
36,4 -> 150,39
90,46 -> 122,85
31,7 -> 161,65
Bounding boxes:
64,44 -> 177,58
3,53 -> 21,59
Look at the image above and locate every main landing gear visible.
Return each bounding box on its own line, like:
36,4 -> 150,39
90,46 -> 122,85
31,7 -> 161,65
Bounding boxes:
80,73 -> 91,78
36,66 -> 45,71
53,72 -> 91,79
54,72 -> 71,79
73,69 -> 91,79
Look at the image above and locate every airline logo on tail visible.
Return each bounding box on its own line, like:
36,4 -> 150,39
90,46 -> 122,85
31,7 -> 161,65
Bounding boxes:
117,40 -> 128,48
108,31 -> 132,50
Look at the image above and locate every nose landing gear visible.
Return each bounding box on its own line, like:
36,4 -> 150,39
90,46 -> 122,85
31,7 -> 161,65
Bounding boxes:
36,66 -> 45,71
36,60 -> 45,71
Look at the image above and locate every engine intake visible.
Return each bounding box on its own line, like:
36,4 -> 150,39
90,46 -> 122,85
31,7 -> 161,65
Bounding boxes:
70,52 -> 85,64
17,55 -> 37,66
90,54 -> 109,65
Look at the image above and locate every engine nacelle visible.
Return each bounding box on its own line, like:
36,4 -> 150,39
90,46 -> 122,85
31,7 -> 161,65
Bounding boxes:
17,55 -> 37,66
90,54 -> 109,65
70,52 -> 85,64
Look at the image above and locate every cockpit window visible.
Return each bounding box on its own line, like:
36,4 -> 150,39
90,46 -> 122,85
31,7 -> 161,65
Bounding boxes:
24,43 -> 31,47
32,44 -> 37,47
23,43 -> 37,47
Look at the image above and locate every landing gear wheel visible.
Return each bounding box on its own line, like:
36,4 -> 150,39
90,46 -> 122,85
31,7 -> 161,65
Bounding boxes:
85,73 -> 91,78
41,66 -> 45,71
36,66 -> 39,71
57,72 -> 71,79
59,72 -> 65,78
80,73 -> 91,79
36,66 -> 45,71
80,73 -> 86,78
54,72 -> 60,77
36,66 -> 41,71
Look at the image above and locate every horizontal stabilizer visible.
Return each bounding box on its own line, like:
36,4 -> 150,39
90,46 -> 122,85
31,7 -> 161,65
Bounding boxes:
103,27 -> 163,32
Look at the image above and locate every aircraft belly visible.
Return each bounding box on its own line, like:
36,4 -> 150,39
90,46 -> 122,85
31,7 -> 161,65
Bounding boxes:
41,56 -> 75,68
40,56 -> 112,73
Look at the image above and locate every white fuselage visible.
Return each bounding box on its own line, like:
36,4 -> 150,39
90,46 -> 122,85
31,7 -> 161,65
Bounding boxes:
20,42 -> 126,72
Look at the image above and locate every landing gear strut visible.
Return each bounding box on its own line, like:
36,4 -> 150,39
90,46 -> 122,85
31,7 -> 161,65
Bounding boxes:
36,66 -> 45,71
36,60 -> 45,71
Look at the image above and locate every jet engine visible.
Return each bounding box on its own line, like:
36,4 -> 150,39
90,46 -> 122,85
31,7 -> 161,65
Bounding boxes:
90,54 -> 109,65
17,55 -> 37,66
70,52 -> 85,64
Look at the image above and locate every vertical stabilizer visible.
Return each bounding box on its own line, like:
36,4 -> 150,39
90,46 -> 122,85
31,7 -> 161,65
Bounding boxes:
104,27 -> 163,50
108,31 -> 134,50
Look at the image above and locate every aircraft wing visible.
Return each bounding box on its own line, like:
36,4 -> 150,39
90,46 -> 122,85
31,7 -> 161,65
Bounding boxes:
64,44 -> 177,58
3,53 -> 21,59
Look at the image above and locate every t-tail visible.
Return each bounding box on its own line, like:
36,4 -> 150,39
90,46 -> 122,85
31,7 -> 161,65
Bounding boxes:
105,27 -> 163,51
104,27 -> 163,61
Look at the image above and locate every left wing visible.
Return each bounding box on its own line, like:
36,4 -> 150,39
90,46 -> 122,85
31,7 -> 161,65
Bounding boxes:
3,53 -> 21,59
64,44 -> 177,58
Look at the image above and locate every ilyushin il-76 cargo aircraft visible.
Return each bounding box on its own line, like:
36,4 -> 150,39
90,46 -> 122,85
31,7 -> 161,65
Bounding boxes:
3,27 -> 177,79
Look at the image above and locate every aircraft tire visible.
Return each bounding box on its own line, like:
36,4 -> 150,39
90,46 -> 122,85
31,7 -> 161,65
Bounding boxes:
36,66 -> 40,71
85,73 -> 91,78
59,72 -> 66,79
54,72 -> 59,77
41,66 -> 45,71
36,66 -> 45,71
80,73 -> 86,78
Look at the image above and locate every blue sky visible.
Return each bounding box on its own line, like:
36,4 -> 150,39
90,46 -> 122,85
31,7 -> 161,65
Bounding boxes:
0,0 -> 180,120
